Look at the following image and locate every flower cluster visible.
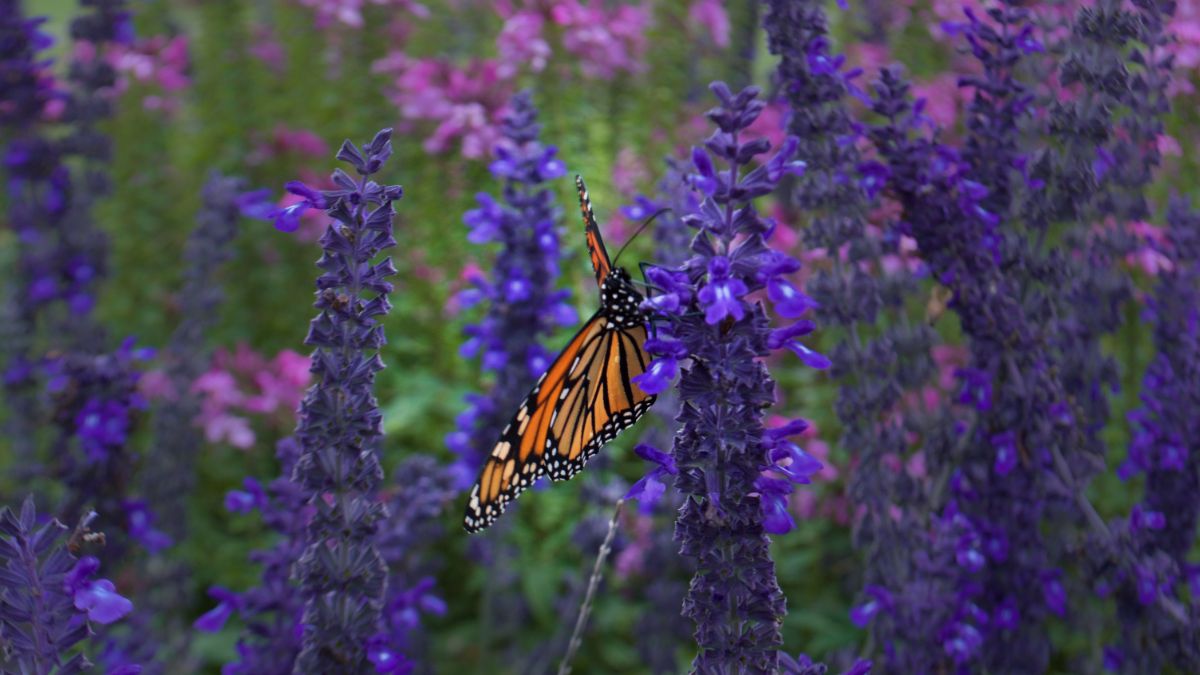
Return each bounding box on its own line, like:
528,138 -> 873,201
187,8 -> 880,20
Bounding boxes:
108,32 -> 190,113
447,90 -> 572,488
372,55 -> 511,159
371,456 -> 456,671
0,497 -> 135,673
494,2 -> 651,81
190,344 -> 311,449
45,337 -> 161,558
288,129 -> 402,671
636,82 -> 821,672
1108,197 -> 1200,671
1,0 -> 61,467
196,437 -> 310,673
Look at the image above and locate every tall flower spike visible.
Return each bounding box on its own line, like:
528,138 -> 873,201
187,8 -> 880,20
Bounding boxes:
448,90 -> 571,488
0,497 -> 134,673
1111,197 -> 1200,672
1,2 -> 64,470
143,173 -> 245,545
763,1 -> 939,665
640,82 -> 819,673
197,438 -> 309,673
289,129 -> 402,672
55,0 -> 132,352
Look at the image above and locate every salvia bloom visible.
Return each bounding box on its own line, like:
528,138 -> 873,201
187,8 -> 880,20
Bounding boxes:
0,497 -> 135,673
372,456 -> 456,671
864,55 -> 1096,670
637,82 -> 821,672
196,437 -> 310,674
448,90 -> 572,488
45,336 -> 157,556
143,173 -> 245,545
288,128 -> 403,672
1108,197 -> 1200,672
55,0 -> 132,351
1,2 -> 66,468
762,0 -> 939,662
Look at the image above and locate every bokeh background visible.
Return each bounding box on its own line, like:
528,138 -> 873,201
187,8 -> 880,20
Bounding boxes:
3,0 -> 1199,673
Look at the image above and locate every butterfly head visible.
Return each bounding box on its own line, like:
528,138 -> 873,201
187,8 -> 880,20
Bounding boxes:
600,267 -> 646,328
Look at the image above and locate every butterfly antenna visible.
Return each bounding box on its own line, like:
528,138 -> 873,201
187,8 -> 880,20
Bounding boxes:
612,208 -> 672,267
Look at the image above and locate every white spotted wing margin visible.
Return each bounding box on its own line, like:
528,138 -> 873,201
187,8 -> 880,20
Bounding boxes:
462,311 -> 657,533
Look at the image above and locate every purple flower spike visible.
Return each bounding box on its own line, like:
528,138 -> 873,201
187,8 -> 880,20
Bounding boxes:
450,91 -> 574,486
637,83 -> 823,673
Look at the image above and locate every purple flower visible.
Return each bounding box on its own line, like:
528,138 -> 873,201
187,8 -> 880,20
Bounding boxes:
225,477 -> 268,513
631,356 -> 677,395
697,256 -> 747,323
767,277 -> 818,318
67,557 -> 133,624
626,443 -> 678,510
270,180 -> 328,232
194,587 -> 241,632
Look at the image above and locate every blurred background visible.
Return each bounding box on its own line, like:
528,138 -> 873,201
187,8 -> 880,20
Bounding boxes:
2,0 -> 1198,673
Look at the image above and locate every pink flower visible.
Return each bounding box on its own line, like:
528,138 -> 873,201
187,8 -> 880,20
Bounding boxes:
248,25 -> 286,72
912,73 -> 961,129
551,0 -> 651,79
296,0 -> 429,29
202,413 -> 256,449
496,11 -> 550,77
1124,220 -> 1174,276
373,55 -> 511,159
1158,133 -> 1182,157
688,0 -> 730,48
612,147 -> 649,195
108,35 -> 191,113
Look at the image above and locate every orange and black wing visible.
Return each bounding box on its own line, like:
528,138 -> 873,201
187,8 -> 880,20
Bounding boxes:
575,175 -> 611,288
463,314 -> 656,533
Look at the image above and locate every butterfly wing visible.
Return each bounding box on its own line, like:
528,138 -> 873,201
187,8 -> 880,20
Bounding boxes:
575,175 -> 611,288
463,312 -> 657,533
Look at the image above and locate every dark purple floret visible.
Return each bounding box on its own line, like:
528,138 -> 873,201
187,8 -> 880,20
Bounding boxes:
449,90 -> 572,488
639,81 -> 820,672
287,128 -> 402,673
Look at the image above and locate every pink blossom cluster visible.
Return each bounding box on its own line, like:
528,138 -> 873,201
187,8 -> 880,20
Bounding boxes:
191,345 -> 311,449
107,34 -> 190,113
372,54 -> 512,158
295,0 -> 429,28
493,1 -> 654,80
550,0 -> 651,79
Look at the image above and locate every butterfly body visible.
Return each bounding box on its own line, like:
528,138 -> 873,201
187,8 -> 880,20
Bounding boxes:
463,177 -> 657,533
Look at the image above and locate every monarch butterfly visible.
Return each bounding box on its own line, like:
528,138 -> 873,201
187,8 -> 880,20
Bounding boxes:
463,176 -> 658,533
